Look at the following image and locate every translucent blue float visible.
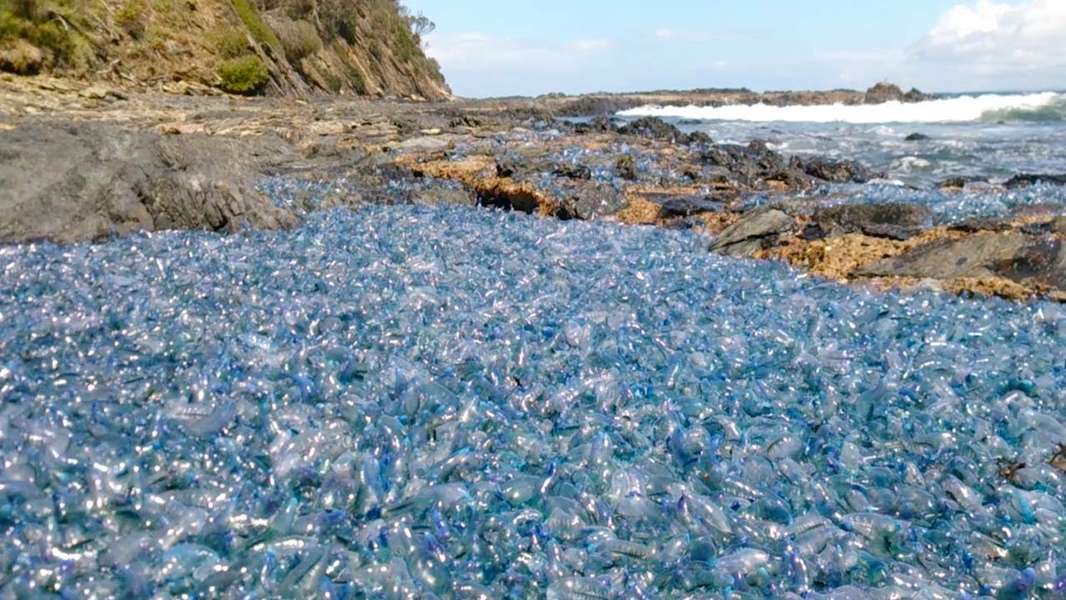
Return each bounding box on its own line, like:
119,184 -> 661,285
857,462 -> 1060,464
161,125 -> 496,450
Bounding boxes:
0,202 -> 1063,598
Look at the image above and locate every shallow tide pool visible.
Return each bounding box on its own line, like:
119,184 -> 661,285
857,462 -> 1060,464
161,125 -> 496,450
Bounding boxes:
1,205 -> 1064,598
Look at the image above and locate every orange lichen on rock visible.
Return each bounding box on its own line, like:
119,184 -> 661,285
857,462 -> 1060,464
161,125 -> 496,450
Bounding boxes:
615,185 -> 712,226
476,178 -> 560,216
405,155 -> 498,184
940,277 -> 1036,301
693,211 -> 741,235
762,234 -> 905,281
860,275 -> 1035,301
615,196 -> 663,225
401,155 -> 559,215
763,227 -> 966,281
761,225 -> 1047,300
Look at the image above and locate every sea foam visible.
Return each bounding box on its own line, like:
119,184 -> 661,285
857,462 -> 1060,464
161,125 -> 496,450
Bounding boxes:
619,92 -> 1064,124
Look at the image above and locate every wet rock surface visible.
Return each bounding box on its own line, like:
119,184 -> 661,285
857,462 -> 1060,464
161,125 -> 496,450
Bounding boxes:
859,231 -> 1032,280
855,231 -> 1066,298
1005,174 -> 1066,189
792,157 -> 878,184
811,202 -> 931,241
711,209 -> 795,257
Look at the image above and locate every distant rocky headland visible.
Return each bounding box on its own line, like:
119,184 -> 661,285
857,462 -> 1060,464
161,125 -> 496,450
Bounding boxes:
537,82 -> 932,116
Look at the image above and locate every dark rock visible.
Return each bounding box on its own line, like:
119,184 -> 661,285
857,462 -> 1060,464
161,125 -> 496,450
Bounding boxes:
813,202 -> 931,240
573,116 -> 613,135
617,117 -> 687,143
1020,216 -> 1066,236
792,156 -> 877,183
904,133 -> 931,142
711,209 -> 795,257
864,83 -> 927,104
903,88 -> 928,103
615,155 -> 637,180
558,182 -> 629,220
641,194 -> 724,218
701,142 -> 804,187
858,232 -> 1030,280
659,198 -> 723,218
448,115 -> 483,129
949,217 -> 1015,233
939,176 -> 986,190
553,163 -> 592,180
496,157 -> 521,178
994,239 -> 1065,290
1004,174 -> 1066,189
557,96 -> 639,117
686,130 -> 714,146
410,187 -> 476,207
0,123 -> 297,244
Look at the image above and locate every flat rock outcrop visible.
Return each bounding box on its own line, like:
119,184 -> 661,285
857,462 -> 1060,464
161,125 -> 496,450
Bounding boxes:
0,123 -> 297,243
711,210 -> 795,257
859,232 -> 1065,291
810,203 -> 931,241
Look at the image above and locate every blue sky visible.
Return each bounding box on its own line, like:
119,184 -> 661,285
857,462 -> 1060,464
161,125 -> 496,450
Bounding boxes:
405,0 -> 1066,97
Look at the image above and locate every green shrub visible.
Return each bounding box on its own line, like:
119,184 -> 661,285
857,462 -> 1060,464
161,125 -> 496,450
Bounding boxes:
25,20 -> 75,62
0,10 -> 23,39
322,70 -> 342,93
217,54 -> 269,94
283,0 -> 314,19
230,0 -> 280,50
116,0 -> 148,39
317,0 -> 357,43
0,1 -> 91,71
349,68 -> 366,94
0,38 -> 42,74
214,28 -> 249,58
273,18 -> 320,63
9,0 -> 38,20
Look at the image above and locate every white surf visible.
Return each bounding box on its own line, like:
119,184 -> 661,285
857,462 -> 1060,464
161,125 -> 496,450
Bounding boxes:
618,92 -> 1063,124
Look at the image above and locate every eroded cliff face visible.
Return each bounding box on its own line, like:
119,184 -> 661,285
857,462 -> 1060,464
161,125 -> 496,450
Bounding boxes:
0,0 -> 450,99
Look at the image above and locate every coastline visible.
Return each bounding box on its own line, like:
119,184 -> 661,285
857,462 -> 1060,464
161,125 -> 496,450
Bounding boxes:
1,74 -> 1063,302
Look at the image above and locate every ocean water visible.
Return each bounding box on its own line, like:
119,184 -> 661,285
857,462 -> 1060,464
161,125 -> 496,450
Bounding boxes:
621,92 -> 1066,189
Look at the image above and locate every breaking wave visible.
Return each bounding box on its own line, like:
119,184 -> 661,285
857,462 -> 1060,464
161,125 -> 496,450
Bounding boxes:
619,92 -> 1065,124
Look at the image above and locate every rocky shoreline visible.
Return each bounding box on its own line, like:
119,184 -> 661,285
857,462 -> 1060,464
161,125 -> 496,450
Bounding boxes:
1,75 -> 1063,302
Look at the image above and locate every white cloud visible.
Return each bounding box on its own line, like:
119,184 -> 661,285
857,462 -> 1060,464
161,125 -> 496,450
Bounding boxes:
914,0 -> 1066,74
821,1 -> 1066,92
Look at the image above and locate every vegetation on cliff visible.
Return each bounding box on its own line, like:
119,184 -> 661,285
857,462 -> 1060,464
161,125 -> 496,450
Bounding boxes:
0,0 -> 450,99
